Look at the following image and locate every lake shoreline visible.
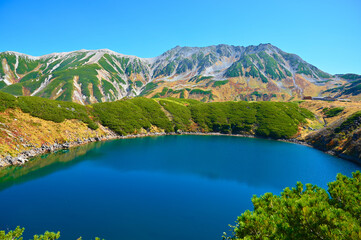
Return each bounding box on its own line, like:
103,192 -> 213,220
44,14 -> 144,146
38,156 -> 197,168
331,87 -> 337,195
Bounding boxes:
3,130 -> 353,169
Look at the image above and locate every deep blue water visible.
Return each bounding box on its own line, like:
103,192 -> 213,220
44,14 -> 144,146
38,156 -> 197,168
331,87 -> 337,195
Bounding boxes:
0,135 -> 360,240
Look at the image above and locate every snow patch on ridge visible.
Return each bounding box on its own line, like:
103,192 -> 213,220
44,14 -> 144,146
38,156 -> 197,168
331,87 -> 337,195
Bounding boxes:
31,75 -> 52,96
14,55 -> 19,78
56,88 -> 63,96
2,51 -> 38,60
86,51 -> 104,64
72,76 -> 86,105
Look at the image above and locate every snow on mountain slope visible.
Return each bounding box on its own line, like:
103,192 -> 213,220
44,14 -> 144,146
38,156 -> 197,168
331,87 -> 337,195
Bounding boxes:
0,44 -> 344,104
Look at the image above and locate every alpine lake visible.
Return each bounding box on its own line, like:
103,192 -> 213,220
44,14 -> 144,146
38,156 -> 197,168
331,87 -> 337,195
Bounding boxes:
0,135 -> 360,240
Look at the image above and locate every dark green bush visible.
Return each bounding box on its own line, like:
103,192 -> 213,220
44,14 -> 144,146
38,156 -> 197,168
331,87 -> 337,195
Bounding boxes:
0,91 -> 17,112
159,99 -> 192,131
0,91 -> 313,139
225,171 -> 361,240
322,107 -> 344,117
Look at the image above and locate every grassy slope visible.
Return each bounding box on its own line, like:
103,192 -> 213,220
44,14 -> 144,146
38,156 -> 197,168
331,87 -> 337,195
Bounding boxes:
300,100 -> 361,162
0,92 -> 108,158
306,111 -> 361,162
0,108 -> 111,159
0,91 -> 314,159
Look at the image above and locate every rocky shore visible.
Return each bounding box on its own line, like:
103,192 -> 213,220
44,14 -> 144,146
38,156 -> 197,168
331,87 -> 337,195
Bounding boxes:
0,130 -> 358,168
0,131 -> 254,168
0,132 -> 119,167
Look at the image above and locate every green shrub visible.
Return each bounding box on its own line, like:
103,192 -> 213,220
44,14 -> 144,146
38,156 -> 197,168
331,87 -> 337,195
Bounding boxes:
159,99 -> 191,131
0,81 -> 6,90
92,98 -> 173,135
225,171 -> 361,240
1,83 -> 23,96
38,64 -> 102,103
17,96 -> 97,129
189,89 -> 212,95
258,51 -> 285,80
140,81 -> 163,96
335,111 -> 361,133
0,90 -> 313,139
213,80 -> 229,87
0,226 -> 104,240
225,62 -> 243,77
135,80 -> 143,87
0,91 -> 17,112
322,107 -> 344,117
16,58 -> 39,75
20,71 -> 40,83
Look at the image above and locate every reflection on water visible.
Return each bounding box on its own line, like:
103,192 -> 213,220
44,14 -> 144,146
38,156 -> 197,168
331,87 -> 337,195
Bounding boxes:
0,135 -> 360,192
0,135 -> 360,240
0,141 -> 107,191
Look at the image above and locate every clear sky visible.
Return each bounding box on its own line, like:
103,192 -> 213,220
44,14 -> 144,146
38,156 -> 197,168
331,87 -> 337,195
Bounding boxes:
0,0 -> 360,74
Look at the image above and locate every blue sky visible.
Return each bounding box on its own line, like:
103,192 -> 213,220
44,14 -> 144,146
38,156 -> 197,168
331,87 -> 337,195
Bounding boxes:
0,0 -> 360,74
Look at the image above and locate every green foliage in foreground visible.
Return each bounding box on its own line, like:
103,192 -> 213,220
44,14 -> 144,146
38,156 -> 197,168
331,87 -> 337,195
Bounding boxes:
0,226 -> 60,240
0,226 -> 104,240
3,172 -> 360,240
224,171 -> 361,240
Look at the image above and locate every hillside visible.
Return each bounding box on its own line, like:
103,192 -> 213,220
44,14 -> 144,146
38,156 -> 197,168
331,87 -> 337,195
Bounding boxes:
322,74 -> 361,101
306,110 -> 361,163
0,91 -> 314,166
0,44 -> 344,104
299,100 -> 361,164
2,91 -> 361,168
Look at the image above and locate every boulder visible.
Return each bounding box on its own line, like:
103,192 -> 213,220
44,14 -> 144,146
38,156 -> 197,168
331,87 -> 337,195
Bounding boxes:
5,156 -> 15,165
14,157 -> 26,164
62,143 -> 70,149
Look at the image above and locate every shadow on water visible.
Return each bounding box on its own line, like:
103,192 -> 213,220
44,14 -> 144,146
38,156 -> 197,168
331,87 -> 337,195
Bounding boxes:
0,135 -> 360,192
0,135 -> 360,240
0,141 -> 108,192
82,135 -> 361,189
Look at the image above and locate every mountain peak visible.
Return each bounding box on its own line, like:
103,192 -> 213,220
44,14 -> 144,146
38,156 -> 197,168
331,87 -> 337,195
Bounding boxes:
1,51 -> 38,60
0,43 -> 341,104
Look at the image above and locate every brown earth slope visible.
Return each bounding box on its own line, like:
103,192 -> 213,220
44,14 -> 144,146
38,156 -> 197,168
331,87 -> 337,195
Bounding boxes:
300,100 -> 361,164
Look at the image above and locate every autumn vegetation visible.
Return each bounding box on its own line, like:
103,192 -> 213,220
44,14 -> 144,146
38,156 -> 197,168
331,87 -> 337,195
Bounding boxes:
0,91 -> 314,139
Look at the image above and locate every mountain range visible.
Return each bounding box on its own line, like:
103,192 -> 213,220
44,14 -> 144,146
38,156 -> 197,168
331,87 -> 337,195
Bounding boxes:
0,43 -> 358,104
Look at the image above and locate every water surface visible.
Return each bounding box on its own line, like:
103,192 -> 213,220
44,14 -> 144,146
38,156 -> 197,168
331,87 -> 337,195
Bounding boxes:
0,135 -> 359,239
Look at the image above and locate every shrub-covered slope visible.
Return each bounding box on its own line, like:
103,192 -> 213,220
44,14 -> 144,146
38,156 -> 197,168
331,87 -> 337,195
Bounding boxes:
0,92 -> 113,161
297,100 -> 361,163
306,111 -> 361,163
323,74 -> 361,101
92,98 -> 313,139
0,91 -> 314,162
4,90 -> 361,165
